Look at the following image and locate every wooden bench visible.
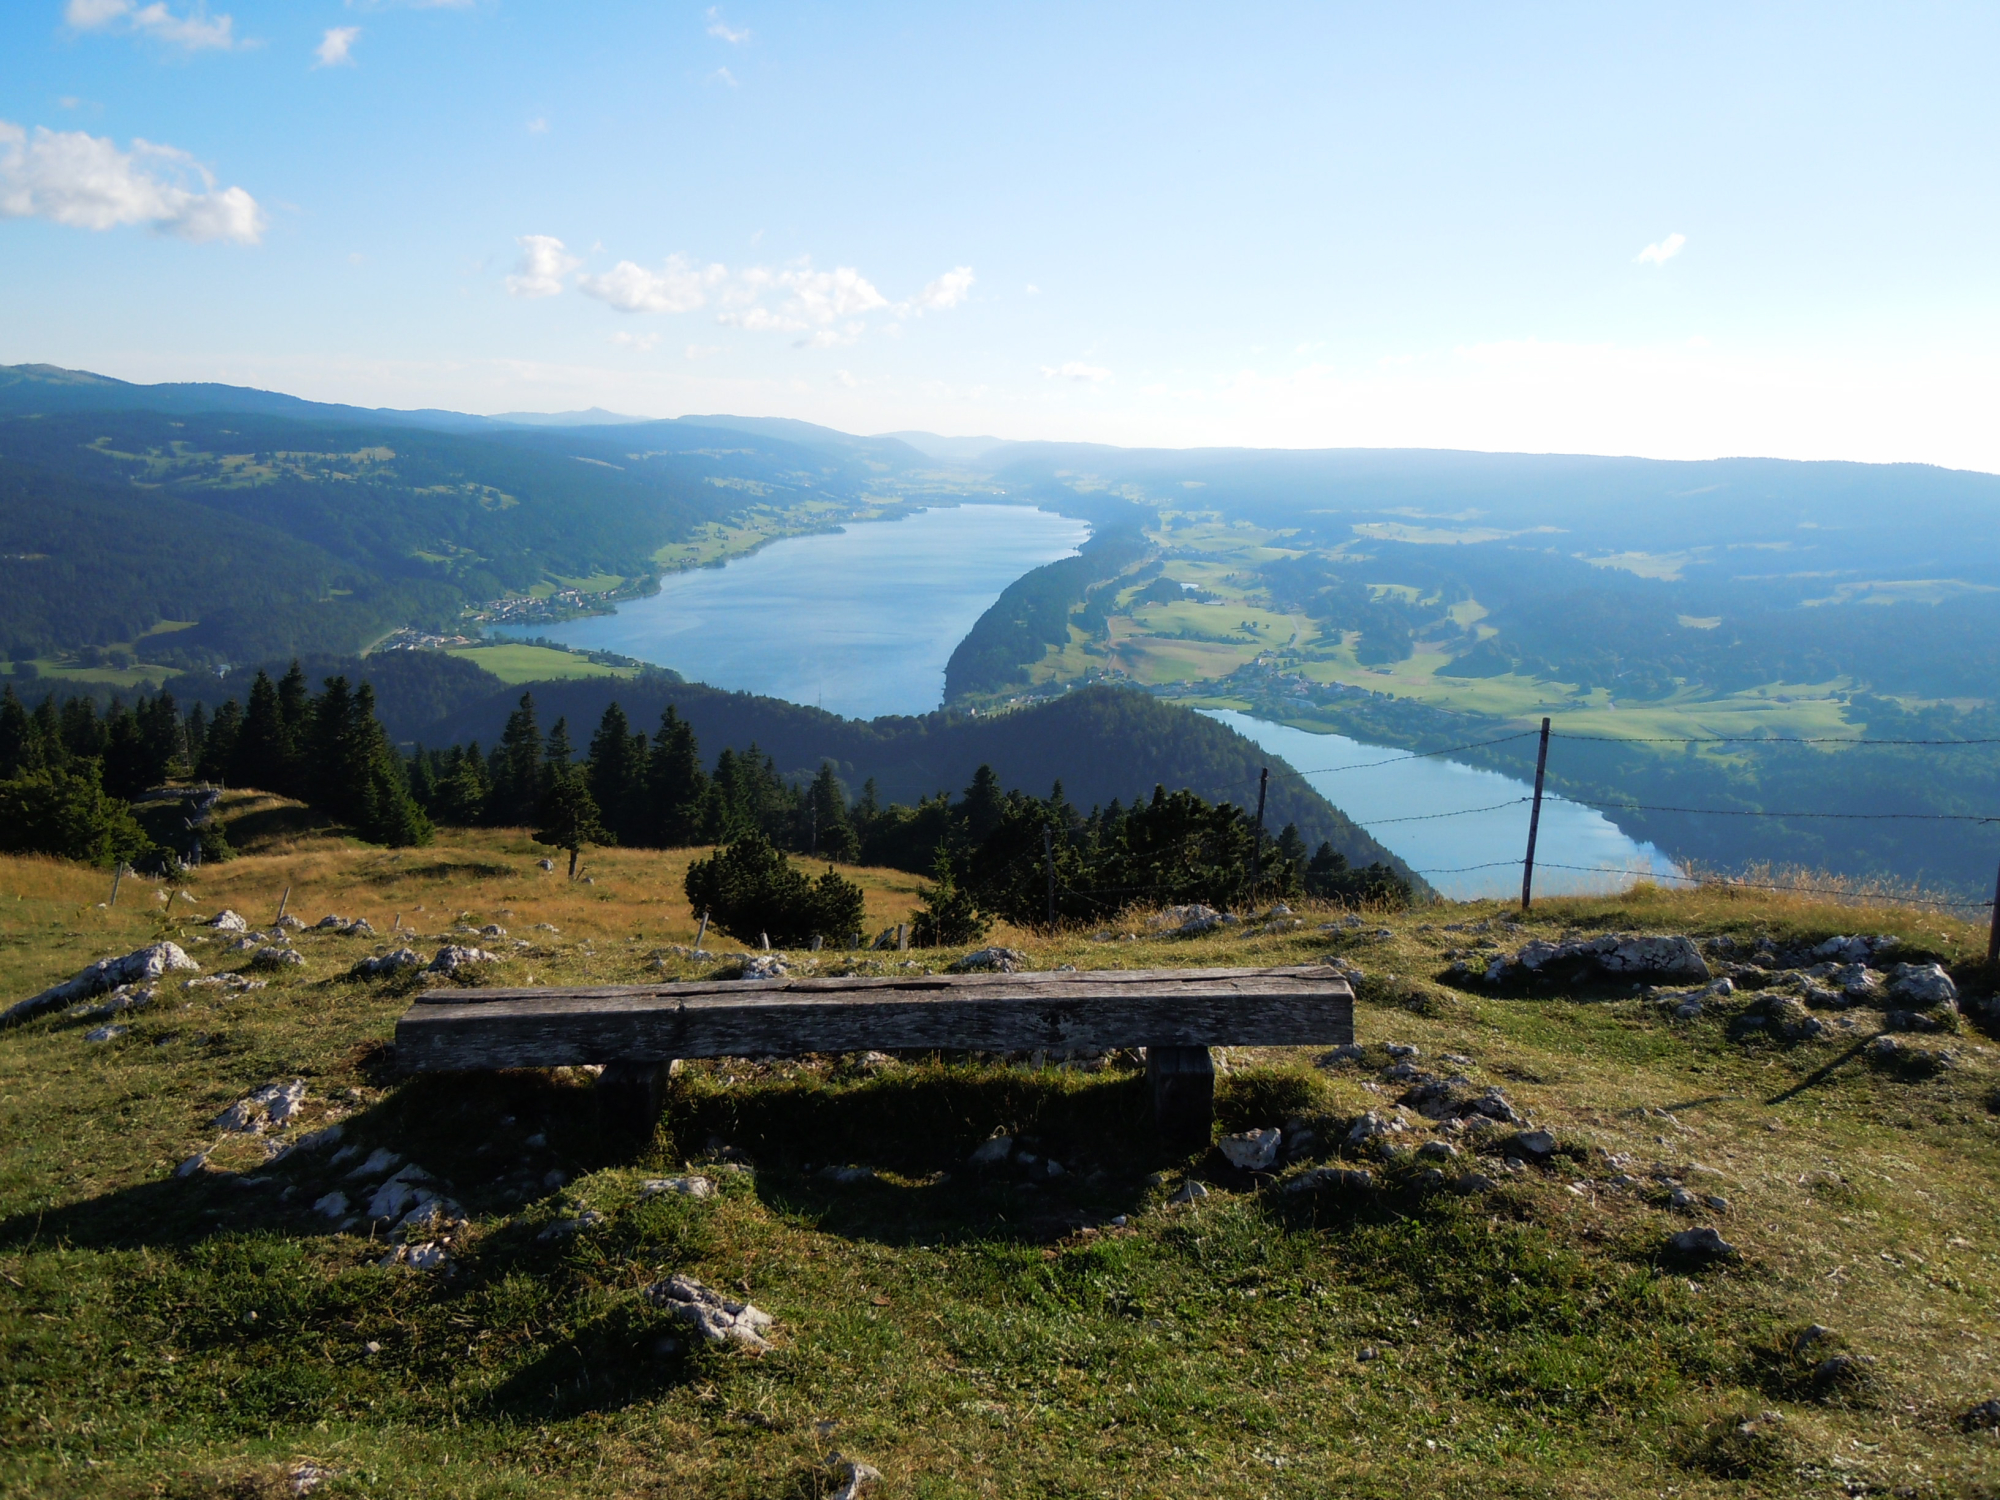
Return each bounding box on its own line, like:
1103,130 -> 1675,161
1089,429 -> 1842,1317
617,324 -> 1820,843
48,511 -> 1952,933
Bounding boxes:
393,964 -> 1354,1149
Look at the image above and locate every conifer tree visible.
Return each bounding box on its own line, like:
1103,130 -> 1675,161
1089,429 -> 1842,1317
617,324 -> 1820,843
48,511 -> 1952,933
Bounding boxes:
197,699 -> 241,782
488,692 -> 542,825
535,761 -> 608,879
231,670 -> 294,792
0,686 -> 34,779
643,705 -> 708,846
804,762 -> 858,861
586,701 -> 647,846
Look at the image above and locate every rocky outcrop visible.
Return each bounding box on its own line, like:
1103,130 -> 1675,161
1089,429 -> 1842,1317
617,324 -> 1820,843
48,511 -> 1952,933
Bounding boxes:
949,947 -> 1028,973
644,1274 -> 774,1350
1479,933 -> 1709,988
4,942 -> 201,1025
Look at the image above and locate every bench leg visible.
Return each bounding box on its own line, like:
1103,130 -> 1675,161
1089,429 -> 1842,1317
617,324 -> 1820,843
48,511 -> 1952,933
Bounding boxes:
597,1059 -> 674,1138
1147,1046 -> 1215,1152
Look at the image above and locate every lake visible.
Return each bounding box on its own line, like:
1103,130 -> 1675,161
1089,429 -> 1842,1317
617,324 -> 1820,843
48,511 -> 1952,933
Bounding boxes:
503,504 -> 1091,719
1204,709 -> 1683,900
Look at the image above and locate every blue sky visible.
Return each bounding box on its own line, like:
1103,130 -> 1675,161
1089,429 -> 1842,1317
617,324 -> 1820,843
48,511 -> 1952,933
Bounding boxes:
3,2 -> 1997,467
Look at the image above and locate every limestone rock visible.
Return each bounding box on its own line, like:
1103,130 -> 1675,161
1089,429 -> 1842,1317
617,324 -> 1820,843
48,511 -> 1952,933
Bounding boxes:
207,910 -> 249,933
275,915 -> 307,931
313,1190 -> 349,1219
734,954 -> 789,980
537,1209 -> 606,1240
968,1135 -> 1013,1166
1218,1128 -> 1282,1171
1450,1171 -> 1496,1195
1283,1165 -> 1373,1194
1886,961 -> 1958,1009
353,948 -> 424,978
949,946 -> 1028,974
5,941 -> 200,1025
83,1024 -> 128,1042
1485,931 -> 1708,987
1961,1399 -> 2000,1432
251,945 -> 305,969
1344,1111 -> 1404,1148
1168,1179 -> 1210,1204
644,1273 -> 774,1350
1668,1225 -> 1738,1260
828,1455 -> 882,1500
427,945 -> 497,975
639,1175 -> 714,1199
213,1079 -> 308,1133
817,1164 -> 877,1185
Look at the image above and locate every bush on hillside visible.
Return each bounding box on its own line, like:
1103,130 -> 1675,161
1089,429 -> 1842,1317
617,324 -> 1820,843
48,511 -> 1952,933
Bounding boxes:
685,832 -> 867,948
0,764 -> 153,867
910,852 -> 990,946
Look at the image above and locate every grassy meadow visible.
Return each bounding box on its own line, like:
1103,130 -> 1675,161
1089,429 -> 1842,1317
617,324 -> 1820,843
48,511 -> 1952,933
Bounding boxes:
1,802 -> 1998,1496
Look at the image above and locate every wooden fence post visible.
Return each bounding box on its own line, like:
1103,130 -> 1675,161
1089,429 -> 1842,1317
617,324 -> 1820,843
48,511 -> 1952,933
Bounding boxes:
1520,718 -> 1551,913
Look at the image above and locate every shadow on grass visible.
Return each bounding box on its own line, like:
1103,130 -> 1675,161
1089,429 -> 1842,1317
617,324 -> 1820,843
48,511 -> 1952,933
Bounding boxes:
0,1060 -> 1198,1255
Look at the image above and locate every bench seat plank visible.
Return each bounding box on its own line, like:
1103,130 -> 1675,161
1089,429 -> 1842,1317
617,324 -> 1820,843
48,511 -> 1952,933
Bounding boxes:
394,964 -> 1354,1072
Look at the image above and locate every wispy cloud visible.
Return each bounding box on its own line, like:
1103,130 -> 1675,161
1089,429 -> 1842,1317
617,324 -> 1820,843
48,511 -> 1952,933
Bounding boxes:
526,116 -> 548,134
706,7 -> 749,42
1042,361 -> 1111,383
505,234 -> 580,298
578,254 -> 728,313
1635,232 -> 1686,266
898,265 -> 973,315
610,330 -> 659,351
0,119 -> 263,241
314,26 -> 359,66
712,66 -> 739,86
65,0 -> 240,51
549,246 -> 972,349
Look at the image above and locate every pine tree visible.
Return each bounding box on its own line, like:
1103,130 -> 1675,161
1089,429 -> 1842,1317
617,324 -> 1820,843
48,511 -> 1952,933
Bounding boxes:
231,670 -> 295,792
962,763 -> 1006,844
643,705 -> 708,846
804,761 -> 858,861
489,692 -> 542,825
435,741 -> 491,826
535,763 -> 608,879
586,701 -> 646,846
197,699 -> 242,782
0,686 -> 34,779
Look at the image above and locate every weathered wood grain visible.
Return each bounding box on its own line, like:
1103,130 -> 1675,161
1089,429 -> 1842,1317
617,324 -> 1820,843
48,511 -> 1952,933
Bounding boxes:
394,965 -> 1354,1072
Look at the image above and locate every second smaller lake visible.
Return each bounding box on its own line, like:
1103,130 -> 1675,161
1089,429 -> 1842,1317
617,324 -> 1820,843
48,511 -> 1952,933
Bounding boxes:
1204,710 -> 1684,900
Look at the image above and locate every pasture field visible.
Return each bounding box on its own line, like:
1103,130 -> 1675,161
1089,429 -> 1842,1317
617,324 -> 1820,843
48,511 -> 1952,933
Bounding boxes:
1,812 -> 1997,1497
437,644 -> 638,685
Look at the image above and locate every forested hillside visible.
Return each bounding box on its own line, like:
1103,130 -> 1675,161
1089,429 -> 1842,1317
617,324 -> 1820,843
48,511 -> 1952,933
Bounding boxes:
0,365 -> 979,671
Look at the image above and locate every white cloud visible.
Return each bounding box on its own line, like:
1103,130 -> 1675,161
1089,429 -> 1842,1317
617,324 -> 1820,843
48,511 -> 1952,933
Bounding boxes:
898,265 -> 973,315
1041,361 -> 1111,383
716,262 -> 887,334
1024,282 -> 1040,295
505,234 -> 579,298
685,344 -> 723,360
526,116 -> 548,134
578,254 -> 728,313
66,0 -> 240,51
1635,232 -> 1686,266
610,330 -> 660,351
835,368 -> 858,388
712,66 -> 739,86
0,120 -> 263,242
314,26 -> 359,66
706,8 -> 749,42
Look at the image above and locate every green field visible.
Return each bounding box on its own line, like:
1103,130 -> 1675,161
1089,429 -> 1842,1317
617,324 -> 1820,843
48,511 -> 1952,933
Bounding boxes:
441,643 -> 638,684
